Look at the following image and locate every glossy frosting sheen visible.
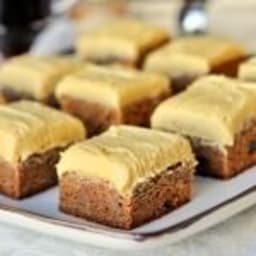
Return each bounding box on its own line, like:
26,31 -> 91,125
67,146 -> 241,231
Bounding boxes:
144,36 -> 245,77
77,20 -> 170,61
239,57 -> 256,81
152,75 -> 256,146
0,101 -> 85,163
57,125 -> 195,194
55,64 -> 170,107
0,55 -> 82,100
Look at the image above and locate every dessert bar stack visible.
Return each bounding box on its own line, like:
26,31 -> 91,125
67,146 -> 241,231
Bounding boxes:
0,19 -> 255,230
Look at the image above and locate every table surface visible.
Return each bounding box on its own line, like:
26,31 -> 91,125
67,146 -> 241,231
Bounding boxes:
0,204 -> 255,256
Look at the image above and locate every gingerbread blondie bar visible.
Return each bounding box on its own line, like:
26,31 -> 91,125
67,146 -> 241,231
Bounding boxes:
76,20 -> 170,67
144,36 -> 246,92
0,55 -> 82,105
152,75 -> 256,178
57,125 -> 196,229
55,64 -> 170,136
0,100 -> 85,198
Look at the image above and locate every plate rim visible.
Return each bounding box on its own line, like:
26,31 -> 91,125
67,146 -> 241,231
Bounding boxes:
0,185 -> 254,250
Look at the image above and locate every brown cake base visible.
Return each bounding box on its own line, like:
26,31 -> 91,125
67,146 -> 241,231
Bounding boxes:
0,86 -> 59,107
191,119 -> 256,179
59,161 -> 194,229
58,91 -> 170,137
0,147 -> 63,199
171,56 -> 246,93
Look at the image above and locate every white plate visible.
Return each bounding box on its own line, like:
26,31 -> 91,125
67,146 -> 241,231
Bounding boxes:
0,168 -> 255,251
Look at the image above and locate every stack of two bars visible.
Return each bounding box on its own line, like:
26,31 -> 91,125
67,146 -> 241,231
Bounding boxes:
0,52 -> 88,199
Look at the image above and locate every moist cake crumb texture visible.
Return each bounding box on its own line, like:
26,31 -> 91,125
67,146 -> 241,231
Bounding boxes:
152,75 -> 256,146
0,100 -> 86,198
144,36 -> 246,92
56,64 -> 171,136
58,125 -> 196,229
152,75 -> 256,178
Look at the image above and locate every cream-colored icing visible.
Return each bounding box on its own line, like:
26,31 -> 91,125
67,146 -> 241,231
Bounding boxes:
0,100 -> 86,163
0,55 -> 83,101
144,36 -> 245,77
151,75 -> 256,146
57,125 -> 195,194
239,57 -> 256,82
55,64 -> 170,108
77,20 -> 170,62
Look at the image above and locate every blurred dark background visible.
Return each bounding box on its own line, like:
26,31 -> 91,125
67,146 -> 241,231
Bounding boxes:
0,0 -> 51,57
0,0 -> 255,57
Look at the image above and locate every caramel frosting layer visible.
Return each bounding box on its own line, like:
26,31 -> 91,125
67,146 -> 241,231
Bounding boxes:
144,36 -> 245,78
57,125 -> 195,194
55,64 -> 170,108
0,100 -> 85,163
77,20 -> 170,62
151,75 -> 256,146
0,55 -> 82,101
239,57 -> 256,82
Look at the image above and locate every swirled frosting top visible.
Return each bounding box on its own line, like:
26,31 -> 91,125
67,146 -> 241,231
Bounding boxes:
151,75 -> 256,146
144,36 -> 245,77
55,64 -> 170,107
0,55 -> 82,100
77,20 -> 170,62
0,100 -> 85,163
57,125 -> 195,194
